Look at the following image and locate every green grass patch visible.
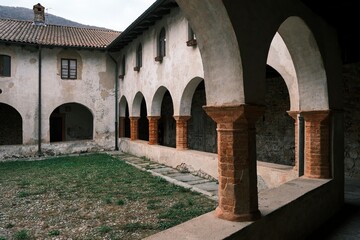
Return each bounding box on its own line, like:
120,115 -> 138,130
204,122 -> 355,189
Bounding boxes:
98,225 -> 112,234
0,153 -> 217,239
48,230 -> 60,236
13,230 -> 31,240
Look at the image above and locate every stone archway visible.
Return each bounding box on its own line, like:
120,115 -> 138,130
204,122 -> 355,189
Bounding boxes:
0,103 -> 22,145
175,0 -> 342,223
131,92 -> 148,141
49,102 -> 93,142
119,96 -> 130,138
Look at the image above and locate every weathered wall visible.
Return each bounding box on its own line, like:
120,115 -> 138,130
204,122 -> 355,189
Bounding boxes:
117,7 -> 204,117
0,44 -> 116,157
343,62 -> 360,178
188,85 -> 217,153
256,76 -> 295,166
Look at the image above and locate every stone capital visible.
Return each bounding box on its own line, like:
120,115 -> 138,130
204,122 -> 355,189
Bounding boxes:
287,111 -> 300,121
203,104 -> 265,125
301,110 -> 330,123
147,116 -> 161,121
173,115 -> 191,122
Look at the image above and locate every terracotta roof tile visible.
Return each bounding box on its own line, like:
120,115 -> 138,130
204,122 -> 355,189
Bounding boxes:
0,18 -> 121,49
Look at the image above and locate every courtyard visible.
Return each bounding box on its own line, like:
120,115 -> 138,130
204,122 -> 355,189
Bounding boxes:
0,153 -> 216,239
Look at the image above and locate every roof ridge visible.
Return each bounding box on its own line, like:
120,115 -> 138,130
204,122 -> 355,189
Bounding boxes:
0,18 -> 121,49
0,18 -> 121,33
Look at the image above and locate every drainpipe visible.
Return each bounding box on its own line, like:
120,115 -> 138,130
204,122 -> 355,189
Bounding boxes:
298,114 -> 304,176
108,52 -> 119,150
37,45 -> 42,156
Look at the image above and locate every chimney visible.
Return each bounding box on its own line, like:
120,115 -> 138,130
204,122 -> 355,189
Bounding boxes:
33,3 -> 46,26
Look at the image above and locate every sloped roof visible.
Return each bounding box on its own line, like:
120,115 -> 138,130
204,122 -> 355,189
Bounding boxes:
108,0 -> 177,52
0,18 -> 121,49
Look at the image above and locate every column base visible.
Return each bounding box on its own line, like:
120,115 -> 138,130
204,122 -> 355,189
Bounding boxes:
215,207 -> 261,222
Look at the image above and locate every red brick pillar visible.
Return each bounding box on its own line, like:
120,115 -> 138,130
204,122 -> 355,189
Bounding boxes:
119,117 -> 125,138
204,105 -> 265,222
174,116 -> 191,150
148,116 -> 160,145
301,110 -> 331,178
287,111 -> 299,171
130,117 -> 140,141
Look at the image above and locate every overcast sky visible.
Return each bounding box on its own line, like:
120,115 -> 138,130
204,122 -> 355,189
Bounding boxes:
0,0 -> 156,31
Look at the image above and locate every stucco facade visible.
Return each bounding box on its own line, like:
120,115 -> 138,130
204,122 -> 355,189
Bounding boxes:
0,44 -> 117,158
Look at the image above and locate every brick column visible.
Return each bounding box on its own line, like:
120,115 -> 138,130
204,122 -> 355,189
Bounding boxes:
204,104 -> 265,222
148,116 -> 160,145
287,111 -> 299,171
130,117 -> 140,141
119,117 -> 125,138
301,110 -> 331,178
174,116 -> 191,150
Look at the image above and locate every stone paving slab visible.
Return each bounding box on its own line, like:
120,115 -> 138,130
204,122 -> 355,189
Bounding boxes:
151,167 -> 179,174
171,174 -> 205,182
186,179 -> 213,185
192,182 -> 218,192
107,151 -> 218,200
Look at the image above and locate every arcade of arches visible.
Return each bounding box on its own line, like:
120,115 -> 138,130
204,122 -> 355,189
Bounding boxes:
119,0 -> 343,224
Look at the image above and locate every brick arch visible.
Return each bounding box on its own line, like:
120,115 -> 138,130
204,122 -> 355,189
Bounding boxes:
0,102 -> 23,145
175,1 -> 245,106
132,91 -> 146,117
150,86 -> 173,116
175,0 -> 342,223
267,32 -> 299,111
178,77 -> 204,116
49,102 -> 94,142
277,16 -> 328,110
119,95 -> 129,117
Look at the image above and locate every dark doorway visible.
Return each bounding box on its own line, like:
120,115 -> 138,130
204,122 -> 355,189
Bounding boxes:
0,103 -> 22,145
159,91 -> 176,147
49,103 -> 93,142
187,81 -> 217,153
50,114 -> 64,142
138,98 -> 149,141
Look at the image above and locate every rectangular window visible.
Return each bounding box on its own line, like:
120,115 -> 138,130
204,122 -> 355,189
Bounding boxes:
0,55 -> 11,77
61,59 -> 77,79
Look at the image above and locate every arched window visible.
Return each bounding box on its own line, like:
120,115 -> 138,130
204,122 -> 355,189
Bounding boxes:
155,28 -> 166,62
119,55 -> 126,79
134,43 -> 142,71
0,55 -> 11,77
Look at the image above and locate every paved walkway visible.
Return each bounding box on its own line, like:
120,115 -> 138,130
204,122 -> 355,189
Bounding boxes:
108,151 -> 360,239
108,151 -> 219,201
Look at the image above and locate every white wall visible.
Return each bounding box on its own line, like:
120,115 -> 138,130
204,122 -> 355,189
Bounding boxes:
117,7 -> 204,117
0,44 -> 116,156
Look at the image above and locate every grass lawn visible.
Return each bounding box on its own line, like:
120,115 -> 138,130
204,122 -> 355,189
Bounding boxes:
0,153 -> 217,240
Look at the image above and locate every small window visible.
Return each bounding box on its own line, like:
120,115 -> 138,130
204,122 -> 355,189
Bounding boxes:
119,55 -> 126,79
187,25 -> 197,47
134,44 -> 142,71
0,55 -> 11,77
61,59 -> 77,79
155,28 -> 166,62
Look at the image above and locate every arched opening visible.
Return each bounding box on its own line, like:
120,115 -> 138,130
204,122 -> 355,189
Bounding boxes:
124,104 -> 130,138
159,90 -> 176,147
119,96 -> 130,138
49,103 -> 93,142
0,103 -> 22,145
256,65 -> 295,166
187,81 -> 217,153
138,98 -> 149,141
